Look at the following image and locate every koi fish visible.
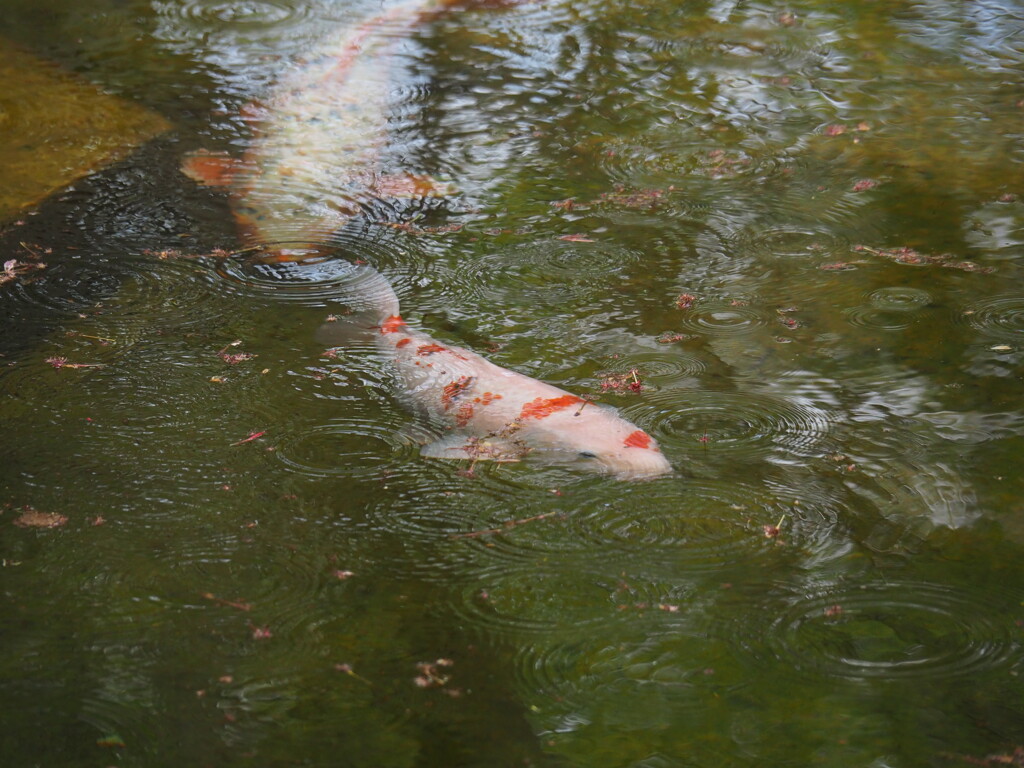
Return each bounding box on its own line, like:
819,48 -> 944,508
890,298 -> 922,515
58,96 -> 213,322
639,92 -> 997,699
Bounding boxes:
182,0 -> 460,251
321,264 -> 673,480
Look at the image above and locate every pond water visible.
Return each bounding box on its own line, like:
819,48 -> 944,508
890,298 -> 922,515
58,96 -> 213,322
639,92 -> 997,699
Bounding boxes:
2,0 -> 1023,765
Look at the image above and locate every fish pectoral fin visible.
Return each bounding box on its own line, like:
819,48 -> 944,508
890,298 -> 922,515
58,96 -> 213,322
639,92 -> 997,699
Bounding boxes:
420,434 -> 525,463
371,172 -> 456,199
181,149 -> 246,187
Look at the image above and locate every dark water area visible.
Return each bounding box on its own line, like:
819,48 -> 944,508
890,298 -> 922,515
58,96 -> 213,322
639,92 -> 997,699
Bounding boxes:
1,0 -> 1023,766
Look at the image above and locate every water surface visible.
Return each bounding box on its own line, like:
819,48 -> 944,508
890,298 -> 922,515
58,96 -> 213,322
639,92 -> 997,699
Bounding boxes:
1,0 -> 1023,765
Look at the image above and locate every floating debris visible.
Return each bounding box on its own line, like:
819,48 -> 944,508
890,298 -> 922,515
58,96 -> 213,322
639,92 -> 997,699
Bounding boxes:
13,507 -> 68,528
45,356 -> 105,370
380,221 -> 463,235
414,658 -> 454,689
598,368 -> 645,393
1,257 -> 47,287
231,430 -> 267,446
218,340 -> 256,364
855,245 -> 994,273
675,293 -> 697,310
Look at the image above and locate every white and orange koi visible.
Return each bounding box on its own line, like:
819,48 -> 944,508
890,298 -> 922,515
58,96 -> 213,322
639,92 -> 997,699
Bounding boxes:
324,265 -> 672,480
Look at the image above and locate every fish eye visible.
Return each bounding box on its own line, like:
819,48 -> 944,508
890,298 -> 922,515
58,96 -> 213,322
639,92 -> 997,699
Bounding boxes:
578,451 -> 598,459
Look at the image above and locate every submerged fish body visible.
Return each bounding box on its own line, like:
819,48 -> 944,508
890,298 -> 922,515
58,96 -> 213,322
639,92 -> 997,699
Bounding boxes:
327,266 -> 673,480
184,0 -> 453,247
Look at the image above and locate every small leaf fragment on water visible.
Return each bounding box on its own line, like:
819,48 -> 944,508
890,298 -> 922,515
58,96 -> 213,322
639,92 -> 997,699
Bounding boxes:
202,593 -> 252,611
991,345 -> 1012,352
675,293 -> 697,310
335,663 -> 372,685
231,430 -> 266,446
96,734 -> 126,748
598,368 -> 645,393
414,658 -> 454,688
45,356 -> 104,370
852,179 -> 878,192
220,352 -> 256,365
217,340 -> 256,364
559,233 -> 595,242
1,253 -> 47,286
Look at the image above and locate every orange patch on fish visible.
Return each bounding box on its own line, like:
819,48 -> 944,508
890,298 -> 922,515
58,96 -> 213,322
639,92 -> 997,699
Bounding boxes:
623,430 -> 652,449
380,315 -> 406,334
181,149 -> 243,187
454,402 -> 475,427
519,395 -> 584,420
417,343 -> 446,356
395,337 -> 412,347
442,375 -> 475,409
473,392 -> 502,406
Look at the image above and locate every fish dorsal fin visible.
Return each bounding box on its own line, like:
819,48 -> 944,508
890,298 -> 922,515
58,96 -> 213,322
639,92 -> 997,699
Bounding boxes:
181,149 -> 247,187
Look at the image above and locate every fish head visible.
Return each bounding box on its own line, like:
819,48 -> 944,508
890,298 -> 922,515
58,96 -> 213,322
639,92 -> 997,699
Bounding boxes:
527,405 -> 673,480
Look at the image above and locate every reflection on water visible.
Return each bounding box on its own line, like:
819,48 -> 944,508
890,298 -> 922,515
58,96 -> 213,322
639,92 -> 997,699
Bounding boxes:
1,0 -> 1023,765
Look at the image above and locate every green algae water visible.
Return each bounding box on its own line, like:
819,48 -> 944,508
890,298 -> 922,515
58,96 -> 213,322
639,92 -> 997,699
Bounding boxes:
2,0 -> 1023,765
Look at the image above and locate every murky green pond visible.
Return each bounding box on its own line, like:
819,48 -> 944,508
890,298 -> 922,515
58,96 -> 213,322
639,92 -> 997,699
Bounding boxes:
2,0 -> 1023,765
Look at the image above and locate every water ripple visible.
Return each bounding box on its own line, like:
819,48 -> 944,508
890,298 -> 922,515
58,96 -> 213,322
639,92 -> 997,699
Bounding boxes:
916,410 -> 1024,444
510,627 -> 715,731
401,472 -> 849,574
157,0 -> 307,29
672,301 -> 771,337
736,227 -> 850,262
959,294 -> 1024,340
844,286 -> 933,331
591,349 -> 707,384
274,412 -> 415,480
573,476 -> 845,567
841,454 -> 980,530
624,388 -> 834,461
738,580 -> 1018,681
449,560 -> 629,637
451,238 -> 643,305
211,239 -> 412,309
1,257 -> 123,318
